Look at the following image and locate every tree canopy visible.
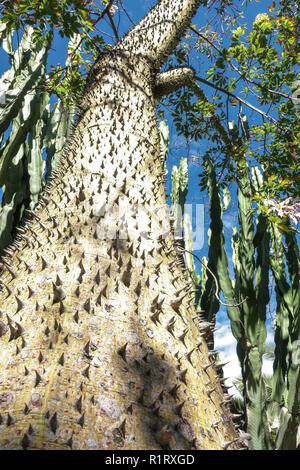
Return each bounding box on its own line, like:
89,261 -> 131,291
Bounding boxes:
2,0 -> 297,224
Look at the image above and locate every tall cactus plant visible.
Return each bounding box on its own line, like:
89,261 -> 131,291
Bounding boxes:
200,119 -> 299,449
0,28 -> 75,254
234,161 -> 271,450
169,150 -> 214,339
252,166 -> 300,450
202,155 -> 273,449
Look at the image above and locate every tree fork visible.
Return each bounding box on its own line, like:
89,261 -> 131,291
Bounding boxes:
0,0 -> 240,450
154,67 -> 195,99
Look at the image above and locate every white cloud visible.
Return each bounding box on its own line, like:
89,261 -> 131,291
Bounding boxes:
214,321 -> 241,396
262,359 -> 273,377
214,320 -> 275,397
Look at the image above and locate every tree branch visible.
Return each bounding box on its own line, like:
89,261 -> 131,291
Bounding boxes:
117,0 -> 203,68
118,0 -> 136,26
154,67 -> 195,98
190,25 -> 291,101
107,11 -> 119,42
195,75 -> 280,127
69,0 -> 116,60
189,81 -> 233,151
154,66 -> 233,151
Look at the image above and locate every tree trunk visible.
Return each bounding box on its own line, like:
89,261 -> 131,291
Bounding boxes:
0,0 -> 239,450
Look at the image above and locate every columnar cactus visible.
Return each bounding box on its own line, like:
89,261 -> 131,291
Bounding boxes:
234,161 -> 271,450
203,157 -> 244,344
45,100 -> 76,180
201,141 -> 299,449
252,167 -> 300,449
202,156 -> 272,449
158,120 -> 169,177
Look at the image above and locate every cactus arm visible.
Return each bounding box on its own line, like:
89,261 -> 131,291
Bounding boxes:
269,224 -> 294,331
43,101 -> 60,175
240,113 -> 250,146
0,34 -> 51,136
183,213 -> 195,274
236,164 -> 256,337
222,186 -> 231,211
26,93 -> 49,210
200,255 -> 208,294
231,226 -> 241,297
200,158 -> 221,325
1,27 -> 14,59
0,144 -> 25,251
183,212 -> 202,307
248,215 -> 270,446
0,90 -> 48,188
0,29 -> 33,95
178,158 -> 188,212
45,101 -> 75,178
254,214 -> 269,356
7,27 -> 35,73
203,156 -> 244,344
284,232 -> 300,318
171,158 -> 188,239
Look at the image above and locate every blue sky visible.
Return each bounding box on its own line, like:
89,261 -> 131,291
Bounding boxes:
0,0 -> 280,392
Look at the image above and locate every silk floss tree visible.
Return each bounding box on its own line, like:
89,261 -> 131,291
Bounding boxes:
0,0 -> 241,450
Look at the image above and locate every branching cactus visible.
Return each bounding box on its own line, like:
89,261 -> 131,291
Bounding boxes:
170,157 -> 188,240
234,161 -> 271,450
202,155 -> 272,448
202,157 -> 245,346
208,120 -> 271,448
0,29 -> 75,254
0,30 -> 51,138
202,141 -> 299,449
252,166 -> 300,449
0,0 -> 240,450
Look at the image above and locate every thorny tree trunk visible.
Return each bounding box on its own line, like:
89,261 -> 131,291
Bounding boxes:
0,0 -> 240,449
